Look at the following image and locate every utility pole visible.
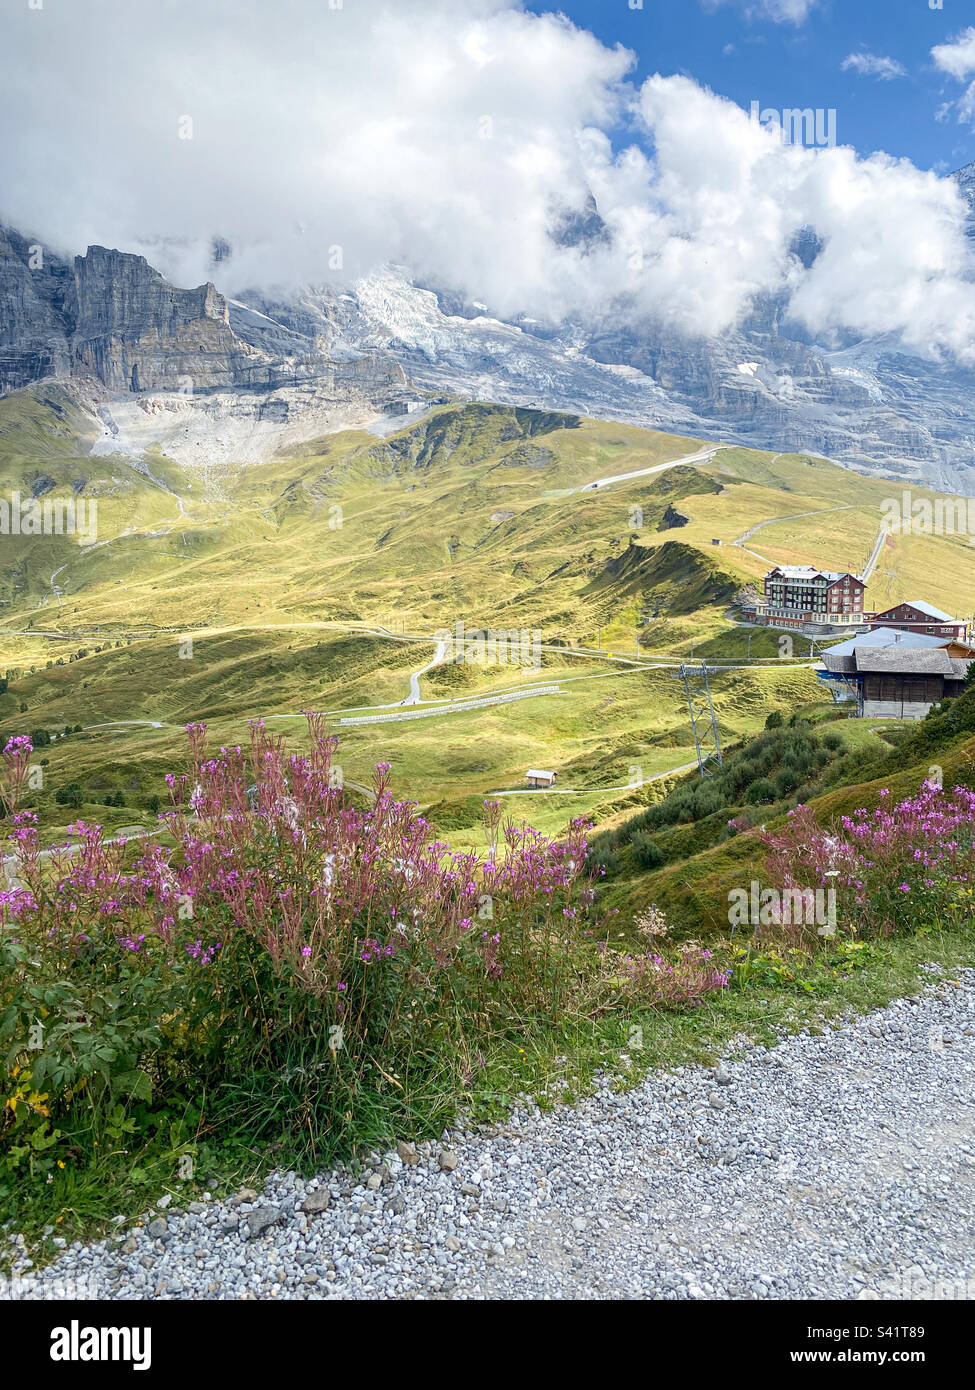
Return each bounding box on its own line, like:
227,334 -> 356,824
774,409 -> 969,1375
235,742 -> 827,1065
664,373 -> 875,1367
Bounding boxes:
673,661 -> 724,779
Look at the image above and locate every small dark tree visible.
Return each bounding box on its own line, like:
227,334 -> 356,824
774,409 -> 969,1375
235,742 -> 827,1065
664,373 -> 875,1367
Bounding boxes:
632,831 -> 665,870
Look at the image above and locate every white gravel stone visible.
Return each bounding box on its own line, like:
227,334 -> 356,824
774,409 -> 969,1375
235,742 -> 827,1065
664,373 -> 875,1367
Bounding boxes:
5,970 -> 975,1300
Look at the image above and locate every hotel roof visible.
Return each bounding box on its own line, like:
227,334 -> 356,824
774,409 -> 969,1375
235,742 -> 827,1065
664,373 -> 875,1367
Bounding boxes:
822,627 -> 947,657
767,565 -> 861,582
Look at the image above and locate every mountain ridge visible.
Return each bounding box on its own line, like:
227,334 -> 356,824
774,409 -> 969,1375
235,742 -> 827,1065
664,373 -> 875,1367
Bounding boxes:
2,203 -> 975,490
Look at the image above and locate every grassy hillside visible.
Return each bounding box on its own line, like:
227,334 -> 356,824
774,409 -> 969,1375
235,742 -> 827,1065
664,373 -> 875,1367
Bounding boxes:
593,680 -> 975,937
4,387 -> 975,1261
2,387 -> 974,844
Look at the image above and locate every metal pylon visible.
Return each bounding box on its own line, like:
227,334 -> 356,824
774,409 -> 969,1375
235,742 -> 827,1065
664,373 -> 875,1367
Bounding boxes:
673,661 -> 723,778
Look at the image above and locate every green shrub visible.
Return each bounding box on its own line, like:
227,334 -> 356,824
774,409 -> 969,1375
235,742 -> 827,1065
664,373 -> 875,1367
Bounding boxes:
745,777 -> 776,804
632,831 -> 665,869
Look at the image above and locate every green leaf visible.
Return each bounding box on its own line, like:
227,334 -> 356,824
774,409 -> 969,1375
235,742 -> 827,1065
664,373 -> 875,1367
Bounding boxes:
111,1068 -> 153,1103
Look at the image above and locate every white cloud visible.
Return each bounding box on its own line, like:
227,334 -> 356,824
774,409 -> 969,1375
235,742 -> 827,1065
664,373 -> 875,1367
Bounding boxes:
0,0 -> 973,362
841,52 -> 907,81
765,0 -> 818,17
0,0 -> 635,315
932,27 -> 975,126
932,27 -> 975,81
627,77 -> 975,360
707,0 -> 819,24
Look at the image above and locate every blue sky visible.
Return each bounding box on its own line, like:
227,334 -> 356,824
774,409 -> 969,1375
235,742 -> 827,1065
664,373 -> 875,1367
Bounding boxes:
4,0 -> 975,359
524,0 -> 975,173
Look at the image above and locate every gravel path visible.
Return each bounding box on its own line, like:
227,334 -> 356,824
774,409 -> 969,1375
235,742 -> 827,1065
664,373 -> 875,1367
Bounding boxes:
5,967 -> 975,1301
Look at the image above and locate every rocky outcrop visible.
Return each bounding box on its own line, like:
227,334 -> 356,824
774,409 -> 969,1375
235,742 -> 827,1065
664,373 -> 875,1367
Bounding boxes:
72,245 -> 247,392
0,228 -> 74,391
0,232 -> 408,417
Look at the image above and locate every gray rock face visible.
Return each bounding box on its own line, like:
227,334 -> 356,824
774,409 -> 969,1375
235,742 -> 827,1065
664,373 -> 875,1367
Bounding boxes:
245,257 -> 975,492
72,245 -> 245,392
0,229 -> 408,418
0,228 -> 74,391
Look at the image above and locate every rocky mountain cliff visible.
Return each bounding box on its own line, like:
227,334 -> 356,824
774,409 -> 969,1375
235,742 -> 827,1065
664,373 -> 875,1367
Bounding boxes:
234,262 -> 974,492
0,228 -> 411,464
72,244 -> 247,392
2,191 -> 975,488
0,227 -> 76,389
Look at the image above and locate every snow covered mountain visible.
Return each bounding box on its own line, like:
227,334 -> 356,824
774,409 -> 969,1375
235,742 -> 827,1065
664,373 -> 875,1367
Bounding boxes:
236,258 -> 975,493
3,178 -> 975,489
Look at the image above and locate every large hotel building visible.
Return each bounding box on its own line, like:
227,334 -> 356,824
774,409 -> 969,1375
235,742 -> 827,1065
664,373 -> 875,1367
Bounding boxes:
742,566 -> 867,631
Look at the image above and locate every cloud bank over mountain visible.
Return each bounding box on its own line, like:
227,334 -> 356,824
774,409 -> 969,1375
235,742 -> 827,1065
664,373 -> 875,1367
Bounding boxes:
2,0 -> 973,360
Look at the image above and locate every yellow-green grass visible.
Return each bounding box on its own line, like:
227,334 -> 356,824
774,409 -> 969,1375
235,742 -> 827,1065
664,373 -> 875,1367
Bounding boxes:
602,723 -> 975,938
2,626 -> 823,842
3,389 -> 972,851
6,397 -> 973,654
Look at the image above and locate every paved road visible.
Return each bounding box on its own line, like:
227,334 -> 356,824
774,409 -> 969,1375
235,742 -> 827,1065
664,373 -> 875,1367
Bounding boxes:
399,639 -> 448,706
569,445 -> 728,493
2,825 -> 162,873
861,523 -> 891,584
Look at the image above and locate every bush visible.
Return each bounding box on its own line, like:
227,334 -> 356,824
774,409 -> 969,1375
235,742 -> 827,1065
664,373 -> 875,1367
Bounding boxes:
0,914 -> 171,1179
1,718 -> 728,1175
632,831 -> 665,869
745,777 -> 776,804
765,711 -> 784,729
588,845 -> 618,877
774,768 -> 798,797
760,782 -> 975,941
